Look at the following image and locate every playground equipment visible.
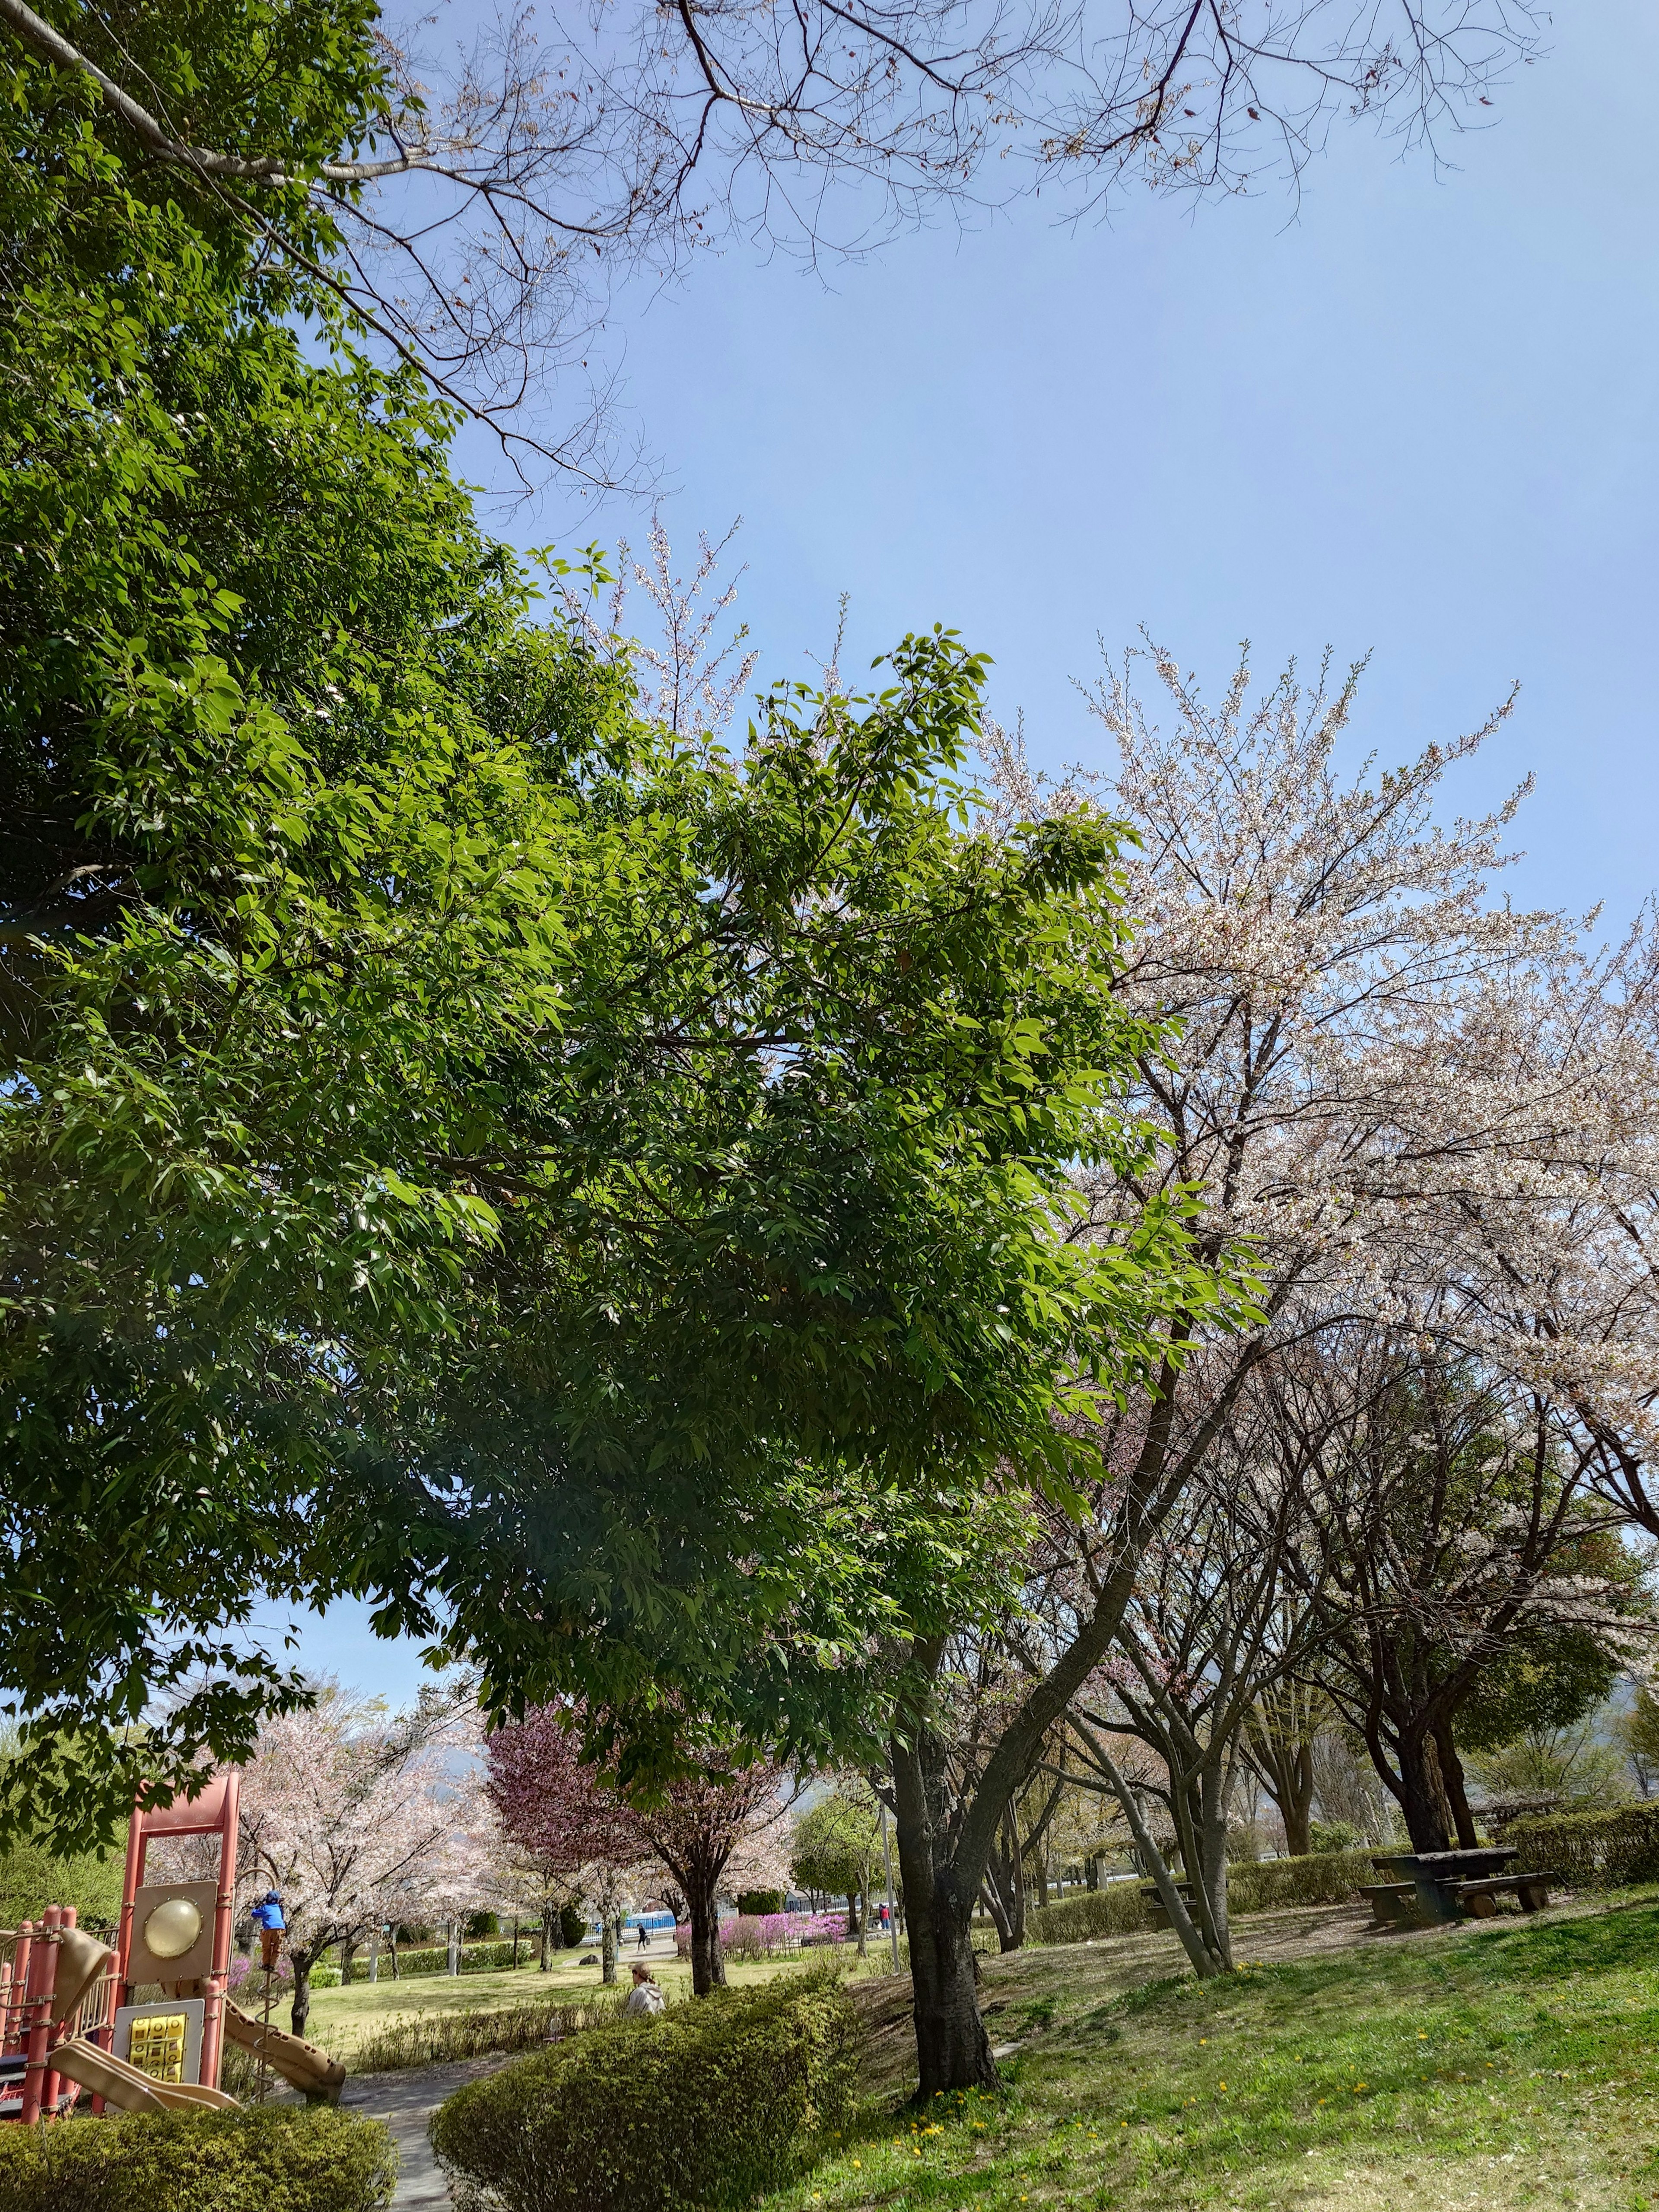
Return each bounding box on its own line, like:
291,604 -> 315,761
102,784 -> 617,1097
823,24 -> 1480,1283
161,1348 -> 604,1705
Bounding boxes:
0,1767 -> 346,2121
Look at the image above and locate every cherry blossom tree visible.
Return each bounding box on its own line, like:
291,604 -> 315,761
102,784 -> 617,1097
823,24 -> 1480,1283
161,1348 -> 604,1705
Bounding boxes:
235,1678 -> 484,2036
482,1707 -> 647,1986
877,642 -> 1651,2086
484,1703 -> 790,1996
628,1757 -> 791,1995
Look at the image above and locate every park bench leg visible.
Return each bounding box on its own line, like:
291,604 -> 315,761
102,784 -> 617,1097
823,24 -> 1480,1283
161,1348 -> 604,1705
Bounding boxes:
1463,1891 -> 1499,1919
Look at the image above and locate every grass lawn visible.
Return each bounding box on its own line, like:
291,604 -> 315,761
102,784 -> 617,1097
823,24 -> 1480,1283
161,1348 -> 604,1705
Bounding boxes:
766,1891 -> 1659,2212
304,1944 -> 867,2059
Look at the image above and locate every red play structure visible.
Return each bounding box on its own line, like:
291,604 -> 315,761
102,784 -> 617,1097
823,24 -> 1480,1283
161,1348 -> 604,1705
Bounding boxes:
0,1768 -> 342,2122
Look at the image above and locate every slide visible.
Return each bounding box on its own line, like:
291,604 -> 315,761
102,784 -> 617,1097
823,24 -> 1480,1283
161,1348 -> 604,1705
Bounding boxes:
222,1999 -> 346,2101
52,2037 -> 239,2114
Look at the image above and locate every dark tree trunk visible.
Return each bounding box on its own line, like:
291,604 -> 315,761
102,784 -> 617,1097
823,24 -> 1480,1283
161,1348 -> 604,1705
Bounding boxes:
339,1941 -> 357,1988
687,1873 -> 726,1996
982,1806 -> 1027,1953
1395,1731 -> 1454,1854
1249,1728 -> 1314,1857
539,1902 -> 556,1970
601,1916 -> 617,1985
891,1728 -> 998,2094
289,1953 -> 318,2039
1434,1720 -> 1480,1850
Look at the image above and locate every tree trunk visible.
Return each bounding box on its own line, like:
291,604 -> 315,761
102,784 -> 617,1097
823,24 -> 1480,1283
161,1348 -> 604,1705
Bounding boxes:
290,1955 -> 315,2039
849,1892 -> 868,1958
340,1941 -> 357,1989
1434,1720 -> 1480,1850
686,1870 -> 726,1996
891,1729 -> 998,2094
601,1915 -> 617,1985
1395,1731 -> 1455,1854
539,1901 -> 556,1970
982,1807 -> 1027,1954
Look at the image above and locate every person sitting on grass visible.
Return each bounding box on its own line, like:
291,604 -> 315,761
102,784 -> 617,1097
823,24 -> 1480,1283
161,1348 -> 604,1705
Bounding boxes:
625,1963 -> 665,2017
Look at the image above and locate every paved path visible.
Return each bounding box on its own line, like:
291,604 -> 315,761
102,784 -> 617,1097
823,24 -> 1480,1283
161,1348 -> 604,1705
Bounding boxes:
340,2057 -> 511,2209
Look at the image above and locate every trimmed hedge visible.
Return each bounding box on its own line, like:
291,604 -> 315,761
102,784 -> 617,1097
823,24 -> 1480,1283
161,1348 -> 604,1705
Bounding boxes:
1028,1886 -> 1149,1944
1029,1849 -> 1377,1945
354,1991 -> 628,2074
431,1970 -> 863,2212
1505,1802 -> 1659,1888
1226,1847 -> 1375,1912
0,2105 -> 394,2212
353,1939 -> 525,1982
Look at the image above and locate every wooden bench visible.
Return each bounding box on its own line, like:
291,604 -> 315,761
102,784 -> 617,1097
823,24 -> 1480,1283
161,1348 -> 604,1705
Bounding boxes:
1360,1881 -> 1448,1928
1443,1872 -> 1554,1917
1361,1871 -> 1554,1928
1139,1881 -> 1198,1932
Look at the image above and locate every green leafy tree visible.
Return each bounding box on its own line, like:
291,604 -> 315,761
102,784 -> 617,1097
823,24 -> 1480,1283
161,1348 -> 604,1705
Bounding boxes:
1625,1690 -> 1659,1798
1,10 -> 1207,1847
791,1790 -> 881,1945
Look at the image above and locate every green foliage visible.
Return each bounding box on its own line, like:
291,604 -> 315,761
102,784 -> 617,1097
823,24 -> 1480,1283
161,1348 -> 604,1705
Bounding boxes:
1457,1626 -> 1625,1753
1503,1801 -> 1659,1886
737,1889 -> 787,1916
1307,1820 -> 1364,1854
559,1903 -> 588,1949
791,1792 -> 880,1903
1624,1688 -> 1659,1794
1027,1850 -> 1376,1945
353,1991 -> 627,2074
376,1940 -> 528,1980
1223,1848 -> 1375,1913
308,1961 -> 341,1988
1028,1886 -> 1151,1943
1,0 -> 1223,1843
1465,1723 -> 1629,1808
0,1732 -> 125,1928
430,1970 -> 863,2212
466,1910 -> 501,1937
0,1835 -> 125,1932
0,2103 -> 393,2212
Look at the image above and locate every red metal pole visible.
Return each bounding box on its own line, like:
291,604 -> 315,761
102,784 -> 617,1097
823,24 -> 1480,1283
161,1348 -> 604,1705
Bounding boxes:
202,1768 -> 239,2090
20,1906 -> 60,2125
114,1799 -> 148,2008
8,1925 -> 33,2061
39,1910 -> 72,2122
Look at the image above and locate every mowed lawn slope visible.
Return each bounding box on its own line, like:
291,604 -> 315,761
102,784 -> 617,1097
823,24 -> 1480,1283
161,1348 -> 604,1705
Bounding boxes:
779,1894 -> 1659,2212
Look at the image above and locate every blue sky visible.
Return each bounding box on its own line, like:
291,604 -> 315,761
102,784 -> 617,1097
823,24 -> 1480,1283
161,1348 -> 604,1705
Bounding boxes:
271,0 -> 1659,1706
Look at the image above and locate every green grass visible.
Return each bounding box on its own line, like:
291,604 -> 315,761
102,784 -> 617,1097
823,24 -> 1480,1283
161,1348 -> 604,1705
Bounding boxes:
763,1892 -> 1659,2212
303,1945 -> 880,2064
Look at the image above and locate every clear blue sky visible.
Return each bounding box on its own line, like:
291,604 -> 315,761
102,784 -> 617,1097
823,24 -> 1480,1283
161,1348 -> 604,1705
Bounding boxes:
271,0 -> 1659,1706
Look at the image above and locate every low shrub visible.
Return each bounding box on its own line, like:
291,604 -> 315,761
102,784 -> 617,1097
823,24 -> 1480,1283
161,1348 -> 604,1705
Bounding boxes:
366,1939 -> 527,1981
1309,1819 -> 1365,1854
1029,1886 -> 1150,1945
1028,1849 -> 1377,1945
431,1969 -> 863,2212
735,1889 -> 785,1916
0,2104 -> 393,2212
353,1991 -> 628,2074
1505,1801 -> 1659,1888
1225,1847 -> 1375,1912
309,1962 -> 341,1988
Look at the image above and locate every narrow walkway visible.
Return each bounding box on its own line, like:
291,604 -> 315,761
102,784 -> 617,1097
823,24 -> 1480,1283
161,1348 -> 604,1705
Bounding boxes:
337,2057 -> 510,2208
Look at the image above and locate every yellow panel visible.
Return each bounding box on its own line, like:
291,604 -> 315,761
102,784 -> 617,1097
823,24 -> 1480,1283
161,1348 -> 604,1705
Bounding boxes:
128,2014 -> 189,2085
